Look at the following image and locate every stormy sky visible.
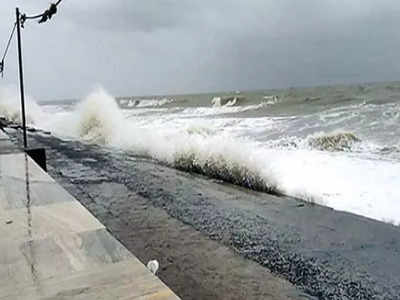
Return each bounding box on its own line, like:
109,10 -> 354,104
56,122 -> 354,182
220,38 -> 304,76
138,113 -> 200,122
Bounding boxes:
1,0 -> 400,100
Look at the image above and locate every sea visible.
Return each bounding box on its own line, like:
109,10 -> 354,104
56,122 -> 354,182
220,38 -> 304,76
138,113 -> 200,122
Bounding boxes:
1,81 -> 399,225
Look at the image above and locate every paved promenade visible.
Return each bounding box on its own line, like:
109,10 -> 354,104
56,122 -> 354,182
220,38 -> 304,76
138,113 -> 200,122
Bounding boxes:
0,130 -> 180,299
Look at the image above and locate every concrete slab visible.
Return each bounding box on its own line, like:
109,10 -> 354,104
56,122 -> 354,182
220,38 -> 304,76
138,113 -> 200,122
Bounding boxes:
0,228 -> 133,289
0,153 -> 51,182
0,178 -> 77,210
0,201 -> 104,243
0,259 -> 178,300
0,133 -> 181,299
0,152 -> 78,211
0,139 -> 20,154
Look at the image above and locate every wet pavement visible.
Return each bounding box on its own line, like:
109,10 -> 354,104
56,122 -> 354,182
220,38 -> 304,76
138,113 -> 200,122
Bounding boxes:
0,130 -> 180,299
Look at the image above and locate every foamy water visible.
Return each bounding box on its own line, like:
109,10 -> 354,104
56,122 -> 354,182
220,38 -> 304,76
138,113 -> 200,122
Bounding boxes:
2,85 -> 400,225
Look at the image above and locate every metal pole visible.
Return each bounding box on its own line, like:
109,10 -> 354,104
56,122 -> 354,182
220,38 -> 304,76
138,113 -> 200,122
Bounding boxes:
16,7 -> 27,149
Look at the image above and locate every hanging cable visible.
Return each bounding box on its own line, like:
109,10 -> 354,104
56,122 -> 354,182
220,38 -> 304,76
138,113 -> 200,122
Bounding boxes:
20,0 -> 63,27
2,0 -> 64,75
0,22 -> 17,78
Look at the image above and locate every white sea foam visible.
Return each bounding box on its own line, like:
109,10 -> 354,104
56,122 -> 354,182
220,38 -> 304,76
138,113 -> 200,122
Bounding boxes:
263,95 -> 279,105
136,98 -> 175,107
10,87 -> 400,225
0,86 -> 45,125
48,88 -> 398,225
120,97 -> 175,108
211,96 -> 244,107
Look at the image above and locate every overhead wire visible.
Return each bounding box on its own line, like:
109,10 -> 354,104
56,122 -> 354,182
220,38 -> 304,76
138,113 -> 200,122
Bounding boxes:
1,0 -> 64,77
0,22 -> 17,77
21,0 -> 63,27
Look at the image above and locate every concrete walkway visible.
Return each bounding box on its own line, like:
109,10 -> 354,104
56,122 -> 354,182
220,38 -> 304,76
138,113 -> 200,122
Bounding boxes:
0,130 -> 180,299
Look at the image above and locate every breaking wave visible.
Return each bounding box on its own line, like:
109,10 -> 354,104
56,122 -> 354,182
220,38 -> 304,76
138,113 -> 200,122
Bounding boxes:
77,88 -> 124,144
185,125 -> 215,137
267,132 -> 363,152
205,96 -> 277,116
211,95 -> 279,108
0,86 -> 44,125
23,87 -> 400,225
262,95 -> 279,105
66,89 -> 280,193
211,96 -> 244,107
172,139 -> 278,194
308,132 -> 361,151
118,97 -> 176,108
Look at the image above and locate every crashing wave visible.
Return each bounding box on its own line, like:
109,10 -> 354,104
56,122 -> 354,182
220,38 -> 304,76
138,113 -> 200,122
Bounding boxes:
73,89 -> 279,194
263,95 -> 279,105
209,95 -> 272,114
36,86 -> 400,225
127,99 -> 140,107
185,125 -> 214,137
266,132 -> 362,152
0,86 -> 43,125
118,97 -> 175,108
77,88 -> 124,144
379,145 -> 400,154
118,98 -> 140,108
210,95 -> 278,111
0,103 -> 21,124
77,93 -> 278,193
136,98 -> 175,108
211,96 -> 245,107
174,151 -> 278,193
307,132 -> 361,152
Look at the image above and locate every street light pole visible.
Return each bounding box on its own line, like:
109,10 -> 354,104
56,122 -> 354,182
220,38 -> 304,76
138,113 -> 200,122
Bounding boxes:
15,7 -> 27,149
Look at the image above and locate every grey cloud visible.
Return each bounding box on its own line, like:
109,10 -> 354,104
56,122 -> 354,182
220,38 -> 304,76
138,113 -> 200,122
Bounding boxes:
64,1 -> 204,33
1,1 -> 400,100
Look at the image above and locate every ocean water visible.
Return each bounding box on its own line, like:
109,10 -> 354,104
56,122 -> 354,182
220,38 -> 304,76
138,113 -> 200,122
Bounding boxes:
1,81 -> 400,225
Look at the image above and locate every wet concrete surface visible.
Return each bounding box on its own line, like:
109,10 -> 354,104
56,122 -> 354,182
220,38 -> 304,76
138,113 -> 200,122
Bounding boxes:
17,131 -> 400,300
0,131 -> 181,300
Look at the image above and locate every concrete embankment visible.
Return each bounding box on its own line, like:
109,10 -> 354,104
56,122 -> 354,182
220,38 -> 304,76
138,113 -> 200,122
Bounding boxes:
0,128 -> 181,300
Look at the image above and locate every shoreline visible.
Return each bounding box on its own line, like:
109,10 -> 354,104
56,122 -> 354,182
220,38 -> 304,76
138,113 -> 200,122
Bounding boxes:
8,129 -> 400,300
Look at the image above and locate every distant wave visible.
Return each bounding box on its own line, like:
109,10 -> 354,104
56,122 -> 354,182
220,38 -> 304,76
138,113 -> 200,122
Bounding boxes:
307,132 -> 361,152
262,95 -> 279,105
211,96 -> 244,107
205,95 -> 279,116
211,95 -> 279,108
266,132 -> 363,152
185,125 -> 215,137
137,98 -> 176,108
189,103 -> 267,116
379,145 -> 400,155
118,97 -> 176,108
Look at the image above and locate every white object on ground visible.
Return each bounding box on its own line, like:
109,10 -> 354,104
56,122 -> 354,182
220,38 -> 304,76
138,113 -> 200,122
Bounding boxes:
147,260 -> 159,275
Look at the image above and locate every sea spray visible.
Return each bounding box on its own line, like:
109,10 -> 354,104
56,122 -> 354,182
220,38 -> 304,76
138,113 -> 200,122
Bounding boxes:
77,88 -> 125,144
72,88 -> 279,193
307,132 -> 361,151
0,86 -> 44,125
172,135 -> 278,193
35,86 -> 400,225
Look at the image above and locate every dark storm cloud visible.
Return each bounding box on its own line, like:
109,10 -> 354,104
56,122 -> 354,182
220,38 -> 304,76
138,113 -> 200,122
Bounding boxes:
1,0 -> 400,100
65,1 -> 201,32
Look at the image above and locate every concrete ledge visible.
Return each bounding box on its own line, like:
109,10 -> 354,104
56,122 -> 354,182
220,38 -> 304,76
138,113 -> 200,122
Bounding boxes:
0,137 -> 181,299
